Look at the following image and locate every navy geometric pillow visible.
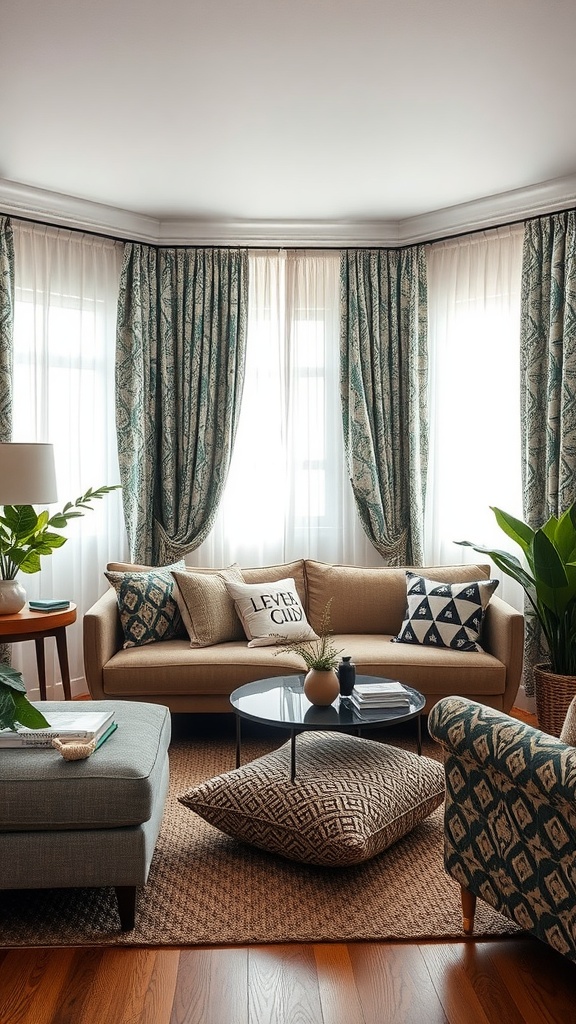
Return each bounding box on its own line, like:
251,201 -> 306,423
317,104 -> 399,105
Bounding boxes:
392,572 -> 499,652
105,564 -> 186,648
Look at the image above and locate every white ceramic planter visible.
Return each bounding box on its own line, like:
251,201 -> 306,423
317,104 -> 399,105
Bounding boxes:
0,579 -> 27,615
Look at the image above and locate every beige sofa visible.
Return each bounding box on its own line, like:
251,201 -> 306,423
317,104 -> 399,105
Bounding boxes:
83,559 -> 524,715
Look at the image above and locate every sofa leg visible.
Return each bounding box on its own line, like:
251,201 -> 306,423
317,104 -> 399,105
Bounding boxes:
461,885 -> 476,935
115,885 -> 137,931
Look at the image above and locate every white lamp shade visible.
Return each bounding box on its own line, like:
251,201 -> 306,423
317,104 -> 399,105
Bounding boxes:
0,443 -> 58,504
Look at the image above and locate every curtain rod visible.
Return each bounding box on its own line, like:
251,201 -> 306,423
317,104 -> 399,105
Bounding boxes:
3,206 -> 575,252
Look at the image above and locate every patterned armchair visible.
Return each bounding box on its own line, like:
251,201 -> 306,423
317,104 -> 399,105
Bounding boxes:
428,695 -> 576,961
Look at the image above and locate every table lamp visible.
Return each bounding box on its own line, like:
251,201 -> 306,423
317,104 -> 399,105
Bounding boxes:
0,443 -> 58,613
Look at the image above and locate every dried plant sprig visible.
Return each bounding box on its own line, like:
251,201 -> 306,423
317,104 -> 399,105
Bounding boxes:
274,598 -> 343,670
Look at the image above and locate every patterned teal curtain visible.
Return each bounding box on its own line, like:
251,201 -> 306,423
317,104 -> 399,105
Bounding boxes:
521,211 -> 576,692
340,247 -> 428,564
116,245 -> 248,564
0,217 -> 14,664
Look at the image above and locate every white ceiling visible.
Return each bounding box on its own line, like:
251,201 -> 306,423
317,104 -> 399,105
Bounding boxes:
2,0 -> 576,243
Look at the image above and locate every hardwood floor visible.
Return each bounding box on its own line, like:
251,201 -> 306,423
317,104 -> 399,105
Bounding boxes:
3,704 -> 574,1024
1,938 -> 576,1023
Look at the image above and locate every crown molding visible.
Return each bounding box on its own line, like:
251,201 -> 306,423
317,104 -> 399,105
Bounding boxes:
1,173 -> 576,247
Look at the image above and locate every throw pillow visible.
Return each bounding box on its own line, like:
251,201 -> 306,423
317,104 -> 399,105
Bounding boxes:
393,571 -> 499,652
171,565 -> 246,647
178,731 -> 445,866
105,563 -> 187,648
224,577 -> 317,648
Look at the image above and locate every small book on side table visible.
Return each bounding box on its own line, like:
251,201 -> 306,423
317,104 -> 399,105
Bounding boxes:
28,599 -> 70,611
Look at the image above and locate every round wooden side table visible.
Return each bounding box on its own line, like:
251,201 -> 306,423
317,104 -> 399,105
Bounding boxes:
0,603 -> 77,700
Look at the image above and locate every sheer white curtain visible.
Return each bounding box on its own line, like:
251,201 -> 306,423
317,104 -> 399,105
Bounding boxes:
10,222 -> 128,698
190,250 -> 383,569
425,225 -> 525,609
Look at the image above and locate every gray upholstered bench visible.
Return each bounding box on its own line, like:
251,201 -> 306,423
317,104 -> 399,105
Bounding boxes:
0,700 -> 170,930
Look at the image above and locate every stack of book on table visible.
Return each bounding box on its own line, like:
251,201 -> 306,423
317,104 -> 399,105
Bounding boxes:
0,708 -> 117,748
351,681 -> 411,713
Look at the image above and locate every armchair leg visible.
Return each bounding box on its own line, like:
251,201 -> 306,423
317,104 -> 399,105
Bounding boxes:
461,885 -> 477,934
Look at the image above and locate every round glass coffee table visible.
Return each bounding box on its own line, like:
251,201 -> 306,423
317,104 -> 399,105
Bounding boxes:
230,674 -> 425,782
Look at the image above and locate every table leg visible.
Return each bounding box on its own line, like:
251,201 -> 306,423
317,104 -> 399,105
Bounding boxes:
235,714 -> 241,768
54,627 -> 72,701
290,730 -> 296,783
417,714 -> 422,755
33,637 -> 47,700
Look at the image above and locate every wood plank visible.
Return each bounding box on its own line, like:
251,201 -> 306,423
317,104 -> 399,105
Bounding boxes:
0,948 -> 77,1024
487,938 -> 576,1024
347,942 -> 449,1024
247,944 -> 322,1024
68,948 -> 174,1024
312,944 -> 365,1024
169,948 -> 248,1024
419,941 -> 526,1024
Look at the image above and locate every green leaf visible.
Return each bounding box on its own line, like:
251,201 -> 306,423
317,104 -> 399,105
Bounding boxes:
490,507 -> 534,556
0,665 -> 27,693
532,529 -> 569,590
17,551 -> 42,573
12,692 -> 50,729
2,504 -> 39,541
0,687 -> 17,731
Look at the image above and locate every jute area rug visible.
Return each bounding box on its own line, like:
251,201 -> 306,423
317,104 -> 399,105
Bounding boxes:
0,720 -> 520,948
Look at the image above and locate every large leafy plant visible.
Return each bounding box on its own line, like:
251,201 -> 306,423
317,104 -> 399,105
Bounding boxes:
0,665 -> 50,731
457,503 -> 576,677
0,485 -> 119,580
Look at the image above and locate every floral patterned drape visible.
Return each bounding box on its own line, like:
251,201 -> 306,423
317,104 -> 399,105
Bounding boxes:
340,247 -> 428,565
520,211 -> 576,692
116,245 -> 248,565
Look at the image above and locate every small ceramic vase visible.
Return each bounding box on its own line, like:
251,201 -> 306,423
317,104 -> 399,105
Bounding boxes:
303,667 -> 340,706
0,579 -> 26,615
337,656 -> 356,696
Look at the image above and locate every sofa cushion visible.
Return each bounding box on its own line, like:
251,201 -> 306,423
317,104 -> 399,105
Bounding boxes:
393,573 -> 498,652
304,560 -> 492,635
178,731 -> 445,866
171,565 -> 245,647
225,577 -> 317,648
105,563 -> 186,648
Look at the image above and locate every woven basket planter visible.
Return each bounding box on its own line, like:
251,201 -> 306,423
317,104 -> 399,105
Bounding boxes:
534,663 -> 576,738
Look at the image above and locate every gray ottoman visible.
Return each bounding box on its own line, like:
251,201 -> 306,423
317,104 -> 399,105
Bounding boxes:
0,700 -> 170,930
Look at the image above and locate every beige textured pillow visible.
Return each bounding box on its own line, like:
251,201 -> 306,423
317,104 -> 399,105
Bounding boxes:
171,565 -> 245,647
178,731 -> 445,866
560,697 -> 576,745
225,577 -> 317,648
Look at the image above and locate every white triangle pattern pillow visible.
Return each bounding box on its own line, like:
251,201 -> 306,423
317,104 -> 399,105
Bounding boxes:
393,572 -> 499,652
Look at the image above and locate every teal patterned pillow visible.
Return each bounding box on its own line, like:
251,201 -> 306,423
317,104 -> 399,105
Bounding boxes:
105,563 -> 186,648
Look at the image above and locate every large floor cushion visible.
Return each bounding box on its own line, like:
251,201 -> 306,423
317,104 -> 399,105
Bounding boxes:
178,731 -> 445,866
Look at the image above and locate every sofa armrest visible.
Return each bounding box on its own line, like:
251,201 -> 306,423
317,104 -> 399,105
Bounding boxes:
481,594 -> 524,712
83,587 -> 123,700
428,695 -> 576,804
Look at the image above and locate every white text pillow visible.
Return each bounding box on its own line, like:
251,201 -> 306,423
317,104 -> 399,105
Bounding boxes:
225,577 -> 317,648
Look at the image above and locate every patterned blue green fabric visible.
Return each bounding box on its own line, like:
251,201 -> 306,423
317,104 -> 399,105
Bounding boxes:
520,214 -> 576,693
116,245 -> 248,565
0,218 -> 14,668
340,247 -> 428,565
429,695 -> 576,961
105,565 -> 186,648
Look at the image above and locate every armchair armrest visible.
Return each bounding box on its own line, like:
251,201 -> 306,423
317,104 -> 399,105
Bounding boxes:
481,595 -> 524,712
428,696 -> 576,960
83,587 -> 123,700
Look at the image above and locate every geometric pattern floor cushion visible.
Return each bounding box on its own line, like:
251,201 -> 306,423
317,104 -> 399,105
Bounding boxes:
178,731 -> 445,866
393,572 -> 498,652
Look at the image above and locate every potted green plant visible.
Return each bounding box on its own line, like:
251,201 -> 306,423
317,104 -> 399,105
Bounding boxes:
0,485 -> 120,613
457,502 -> 576,735
275,599 -> 343,706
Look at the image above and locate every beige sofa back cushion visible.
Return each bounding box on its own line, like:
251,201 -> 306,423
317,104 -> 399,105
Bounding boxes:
304,560 -> 491,635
